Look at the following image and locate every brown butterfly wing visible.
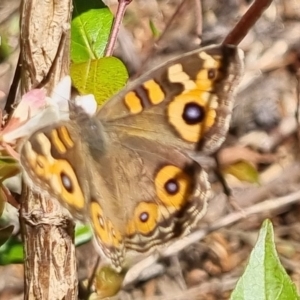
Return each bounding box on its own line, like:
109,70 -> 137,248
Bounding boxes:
98,44 -> 244,154
20,121 -> 93,220
20,44 -> 244,272
20,117 -> 128,271
87,134 -> 210,254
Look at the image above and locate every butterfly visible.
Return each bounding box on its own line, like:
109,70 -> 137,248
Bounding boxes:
19,44 -> 244,272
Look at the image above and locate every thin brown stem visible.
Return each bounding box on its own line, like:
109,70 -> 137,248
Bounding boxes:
104,0 -> 132,57
223,0 -> 273,45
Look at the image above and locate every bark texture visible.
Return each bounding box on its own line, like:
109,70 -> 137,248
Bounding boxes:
19,0 -> 77,299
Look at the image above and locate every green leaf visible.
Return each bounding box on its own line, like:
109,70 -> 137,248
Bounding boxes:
0,156 -> 20,182
0,14 -> 19,62
0,225 -> 14,248
230,219 -> 300,300
0,235 -> 23,265
71,57 -> 128,105
74,223 -> 93,246
71,0 -> 113,63
149,19 -> 160,38
0,36 -> 12,62
223,160 -> 260,184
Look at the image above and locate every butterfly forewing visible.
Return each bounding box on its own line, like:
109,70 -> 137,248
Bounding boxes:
98,44 -> 244,154
20,121 -> 93,220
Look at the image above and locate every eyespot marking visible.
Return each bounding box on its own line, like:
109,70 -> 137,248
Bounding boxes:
61,171 -> 73,193
90,202 -> 110,244
126,202 -> 158,236
50,160 -> 84,209
21,134 -> 85,210
155,165 -> 191,209
90,202 -> 122,248
182,102 -> 205,125
124,91 -> 143,114
140,211 -> 149,222
195,69 -> 216,91
164,178 -> 179,195
208,69 -> 216,79
167,90 -> 217,142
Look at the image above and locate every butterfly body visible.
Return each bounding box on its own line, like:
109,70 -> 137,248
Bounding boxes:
20,44 -> 244,271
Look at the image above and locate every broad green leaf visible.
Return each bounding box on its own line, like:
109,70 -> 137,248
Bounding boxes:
71,57 -> 128,105
0,156 -> 20,182
0,225 -> 14,248
230,219 -> 300,300
0,36 -> 12,61
0,236 -> 23,265
71,0 -> 113,63
74,223 -> 93,246
0,14 -> 19,61
223,160 -> 260,184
